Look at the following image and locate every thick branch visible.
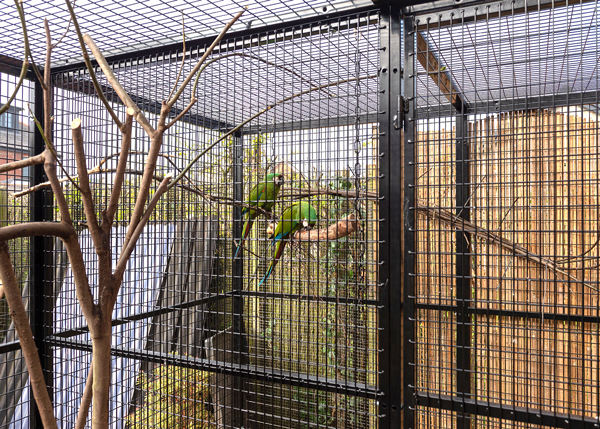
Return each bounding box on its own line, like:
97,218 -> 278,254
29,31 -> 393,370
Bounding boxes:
0,153 -> 45,174
71,118 -> 102,244
0,242 -> 58,429
113,175 -> 171,305
121,125 -> 165,251
0,222 -> 74,242
105,108 -> 134,226
83,34 -> 154,136
293,214 -> 359,241
44,150 -> 73,225
75,363 -> 93,429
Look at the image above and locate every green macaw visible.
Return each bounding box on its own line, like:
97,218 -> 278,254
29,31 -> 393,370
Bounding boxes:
234,172 -> 284,258
259,201 -> 317,286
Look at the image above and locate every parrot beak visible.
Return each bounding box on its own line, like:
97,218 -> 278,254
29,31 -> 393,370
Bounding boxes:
302,218 -> 309,228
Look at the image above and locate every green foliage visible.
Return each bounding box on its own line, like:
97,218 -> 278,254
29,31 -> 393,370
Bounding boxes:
126,363 -> 216,429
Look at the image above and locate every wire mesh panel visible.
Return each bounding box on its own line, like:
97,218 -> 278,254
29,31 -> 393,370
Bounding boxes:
0,73 -> 35,428
406,0 -> 600,427
45,8 -> 382,428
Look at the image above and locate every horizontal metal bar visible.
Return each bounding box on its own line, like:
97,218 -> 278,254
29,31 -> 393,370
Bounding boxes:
53,292 -> 232,339
52,75 -> 234,130
48,336 -> 380,400
0,54 -> 36,80
409,0 -> 596,28
0,340 -> 24,355
416,90 -> 600,118
243,112 -> 379,134
238,290 -> 379,307
416,392 -> 600,428
415,302 -> 600,324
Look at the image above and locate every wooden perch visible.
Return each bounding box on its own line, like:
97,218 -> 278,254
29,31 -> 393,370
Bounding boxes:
416,31 -> 464,109
291,214 -> 359,241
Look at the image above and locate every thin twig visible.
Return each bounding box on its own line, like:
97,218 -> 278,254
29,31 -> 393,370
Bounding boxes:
64,0 -> 123,130
167,11 -> 186,102
27,105 -> 81,192
191,52 -> 336,99
165,98 -> 197,129
51,0 -> 76,49
169,74 -> 377,190
168,7 -> 247,109
418,204 -> 598,292
0,1 -> 29,115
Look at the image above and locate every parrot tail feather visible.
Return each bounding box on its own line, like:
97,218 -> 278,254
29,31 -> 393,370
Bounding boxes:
234,218 -> 255,258
258,240 -> 287,286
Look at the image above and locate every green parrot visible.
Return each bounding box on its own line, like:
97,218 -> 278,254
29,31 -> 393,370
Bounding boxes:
234,172 -> 284,258
259,201 -> 317,286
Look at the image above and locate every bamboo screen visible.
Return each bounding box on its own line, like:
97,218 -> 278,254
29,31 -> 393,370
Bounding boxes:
414,109 -> 600,427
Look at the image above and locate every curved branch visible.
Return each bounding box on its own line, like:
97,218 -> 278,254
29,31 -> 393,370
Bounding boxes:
0,242 -> 58,429
168,7 -> 246,108
192,52 -> 336,100
64,0 -> 123,130
0,0 -> 29,115
0,222 -> 75,242
169,74 -> 377,191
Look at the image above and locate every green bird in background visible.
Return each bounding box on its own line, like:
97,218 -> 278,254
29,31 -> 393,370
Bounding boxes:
234,172 -> 284,258
259,201 -> 317,286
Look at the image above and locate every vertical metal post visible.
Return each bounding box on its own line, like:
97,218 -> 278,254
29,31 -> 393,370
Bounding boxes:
455,110 -> 472,428
31,79 -> 53,429
403,15 -> 417,429
379,5 -> 403,428
232,130 -> 247,426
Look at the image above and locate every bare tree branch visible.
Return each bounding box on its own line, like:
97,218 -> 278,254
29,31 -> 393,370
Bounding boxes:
167,11 -> 186,102
75,363 -> 92,429
113,174 -> 172,295
105,108 -> 134,226
72,118 -> 102,244
165,98 -> 197,130
0,242 -> 58,429
83,34 -> 154,136
64,0 -> 123,130
169,74 -> 377,191
167,7 -> 247,109
0,0 -> 29,115
0,153 -> 45,174
418,204 -> 599,292
0,222 -> 74,242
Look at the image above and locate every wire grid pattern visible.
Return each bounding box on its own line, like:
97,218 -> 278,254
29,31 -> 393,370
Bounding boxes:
409,1 -> 600,427
45,8 -> 381,427
415,0 -> 600,114
1,0 -> 372,68
0,73 -> 34,428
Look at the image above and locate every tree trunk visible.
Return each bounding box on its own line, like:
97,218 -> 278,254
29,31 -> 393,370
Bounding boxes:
91,332 -> 112,428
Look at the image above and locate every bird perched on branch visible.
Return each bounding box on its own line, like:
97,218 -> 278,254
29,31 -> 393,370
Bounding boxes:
259,201 -> 317,286
234,172 -> 284,258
